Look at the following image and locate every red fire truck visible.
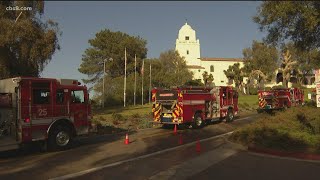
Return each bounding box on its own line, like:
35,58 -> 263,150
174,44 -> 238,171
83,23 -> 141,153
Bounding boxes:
257,87 -> 304,112
152,86 -> 239,128
0,77 -> 92,151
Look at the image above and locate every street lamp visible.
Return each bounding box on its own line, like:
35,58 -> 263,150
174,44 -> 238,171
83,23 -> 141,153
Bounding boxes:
102,58 -> 113,108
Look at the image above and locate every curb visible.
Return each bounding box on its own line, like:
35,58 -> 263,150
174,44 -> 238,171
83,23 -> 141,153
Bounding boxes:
248,145 -> 320,161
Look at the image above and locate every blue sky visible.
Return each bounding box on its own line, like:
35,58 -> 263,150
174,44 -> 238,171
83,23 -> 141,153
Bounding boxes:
41,1 -> 265,82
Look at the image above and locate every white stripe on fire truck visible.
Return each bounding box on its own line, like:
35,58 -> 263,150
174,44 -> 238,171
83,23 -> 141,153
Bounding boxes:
182,100 -> 205,105
22,116 -> 72,125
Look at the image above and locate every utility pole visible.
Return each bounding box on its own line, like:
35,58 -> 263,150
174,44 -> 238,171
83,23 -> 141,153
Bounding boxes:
134,54 -> 137,106
141,59 -> 144,105
124,48 -> 127,107
149,63 -> 151,104
103,59 -> 106,108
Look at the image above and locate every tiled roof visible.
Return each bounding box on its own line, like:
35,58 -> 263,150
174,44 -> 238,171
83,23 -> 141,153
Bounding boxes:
187,65 -> 205,69
200,57 -> 243,62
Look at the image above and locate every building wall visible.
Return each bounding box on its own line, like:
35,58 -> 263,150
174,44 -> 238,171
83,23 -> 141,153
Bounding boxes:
176,41 -> 201,66
189,68 -> 203,80
195,61 -> 244,86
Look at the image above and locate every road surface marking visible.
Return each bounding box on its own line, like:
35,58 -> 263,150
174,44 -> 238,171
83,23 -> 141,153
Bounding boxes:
49,131 -> 234,180
50,115 -> 254,180
149,143 -> 238,180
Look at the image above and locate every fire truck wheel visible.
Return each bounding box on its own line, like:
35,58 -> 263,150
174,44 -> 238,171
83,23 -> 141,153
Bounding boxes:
226,109 -> 234,123
193,113 -> 204,129
48,125 -> 72,151
162,124 -> 173,129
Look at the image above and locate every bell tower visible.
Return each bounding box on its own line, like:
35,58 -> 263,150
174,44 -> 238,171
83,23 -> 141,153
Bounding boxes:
175,22 -> 201,66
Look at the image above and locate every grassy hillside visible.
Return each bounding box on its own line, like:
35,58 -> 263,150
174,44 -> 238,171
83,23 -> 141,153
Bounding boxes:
230,106 -> 320,153
92,104 -> 153,134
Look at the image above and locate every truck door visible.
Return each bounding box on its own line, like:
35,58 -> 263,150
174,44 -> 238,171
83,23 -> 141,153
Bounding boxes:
54,89 -> 68,117
30,81 -> 53,141
69,89 -> 88,134
31,82 -> 53,124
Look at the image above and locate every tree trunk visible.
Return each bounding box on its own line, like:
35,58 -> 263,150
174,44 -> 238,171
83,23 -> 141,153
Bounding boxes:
283,78 -> 288,88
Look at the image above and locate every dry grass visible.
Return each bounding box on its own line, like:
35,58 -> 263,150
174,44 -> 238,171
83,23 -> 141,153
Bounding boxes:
230,106 -> 320,153
92,104 -> 153,133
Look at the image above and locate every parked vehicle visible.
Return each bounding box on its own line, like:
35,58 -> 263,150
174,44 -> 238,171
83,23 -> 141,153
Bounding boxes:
257,87 -> 304,113
152,86 -> 238,128
0,77 -> 92,151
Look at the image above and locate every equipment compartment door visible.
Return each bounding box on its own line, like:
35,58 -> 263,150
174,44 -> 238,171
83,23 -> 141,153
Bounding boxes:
69,90 -> 89,135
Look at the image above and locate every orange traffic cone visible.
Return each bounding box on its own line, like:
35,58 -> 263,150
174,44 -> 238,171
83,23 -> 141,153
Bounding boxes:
196,138 -> 201,153
124,133 -> 130,145
178,134 -> 183,145
173,124 -> 177,135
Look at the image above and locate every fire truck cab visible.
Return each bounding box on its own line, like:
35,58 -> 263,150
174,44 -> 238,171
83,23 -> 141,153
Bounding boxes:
0,77 -> 92,151
152,86 -> 238,128
258,87 -> 304,112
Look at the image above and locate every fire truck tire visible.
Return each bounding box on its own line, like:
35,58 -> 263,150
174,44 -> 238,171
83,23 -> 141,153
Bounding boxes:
162,124 -> 173,129
48,125 -> 72,151
193,113 -> 204,129
226,109 -> 234,123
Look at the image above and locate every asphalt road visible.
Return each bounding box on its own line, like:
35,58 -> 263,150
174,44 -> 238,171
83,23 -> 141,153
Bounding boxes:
4,113 -> 313,180
188,151 -> 320,180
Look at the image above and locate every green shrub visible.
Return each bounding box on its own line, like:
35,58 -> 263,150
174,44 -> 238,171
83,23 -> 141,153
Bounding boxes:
248,87 -> 258,95
305,100 -> 316,107
272,85 -> 286,89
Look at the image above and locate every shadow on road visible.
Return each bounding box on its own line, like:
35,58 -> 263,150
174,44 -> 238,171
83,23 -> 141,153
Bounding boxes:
0,114 -> 257,180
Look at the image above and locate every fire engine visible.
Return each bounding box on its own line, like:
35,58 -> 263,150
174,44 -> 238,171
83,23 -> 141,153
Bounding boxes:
0,77 -> 92,151
152,86 -> 239,128
257,87 -> 304,112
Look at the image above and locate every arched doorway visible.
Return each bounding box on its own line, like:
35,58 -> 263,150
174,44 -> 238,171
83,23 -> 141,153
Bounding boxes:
289,77 -> 298,84
276,72 -> 283,84
311,77 -> 315,85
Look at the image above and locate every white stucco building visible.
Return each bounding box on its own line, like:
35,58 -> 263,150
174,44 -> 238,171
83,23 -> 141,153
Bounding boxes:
175,22 -> 244,87
175,22 -> 316,88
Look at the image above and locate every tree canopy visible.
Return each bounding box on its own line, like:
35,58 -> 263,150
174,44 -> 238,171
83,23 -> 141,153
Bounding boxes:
242,40 -> 278,83
151,50 -> 193,88
79,29 -> 147,84
254,1 -> 320,50
281,42 -> 320,74
202,71 -> 214,87
223,63 -> 244,88
0,0 -> 60,78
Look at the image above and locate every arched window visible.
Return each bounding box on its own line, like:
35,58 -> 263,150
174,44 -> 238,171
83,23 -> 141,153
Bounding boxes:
210,65 -> 214,72
186,50 -> 189,55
